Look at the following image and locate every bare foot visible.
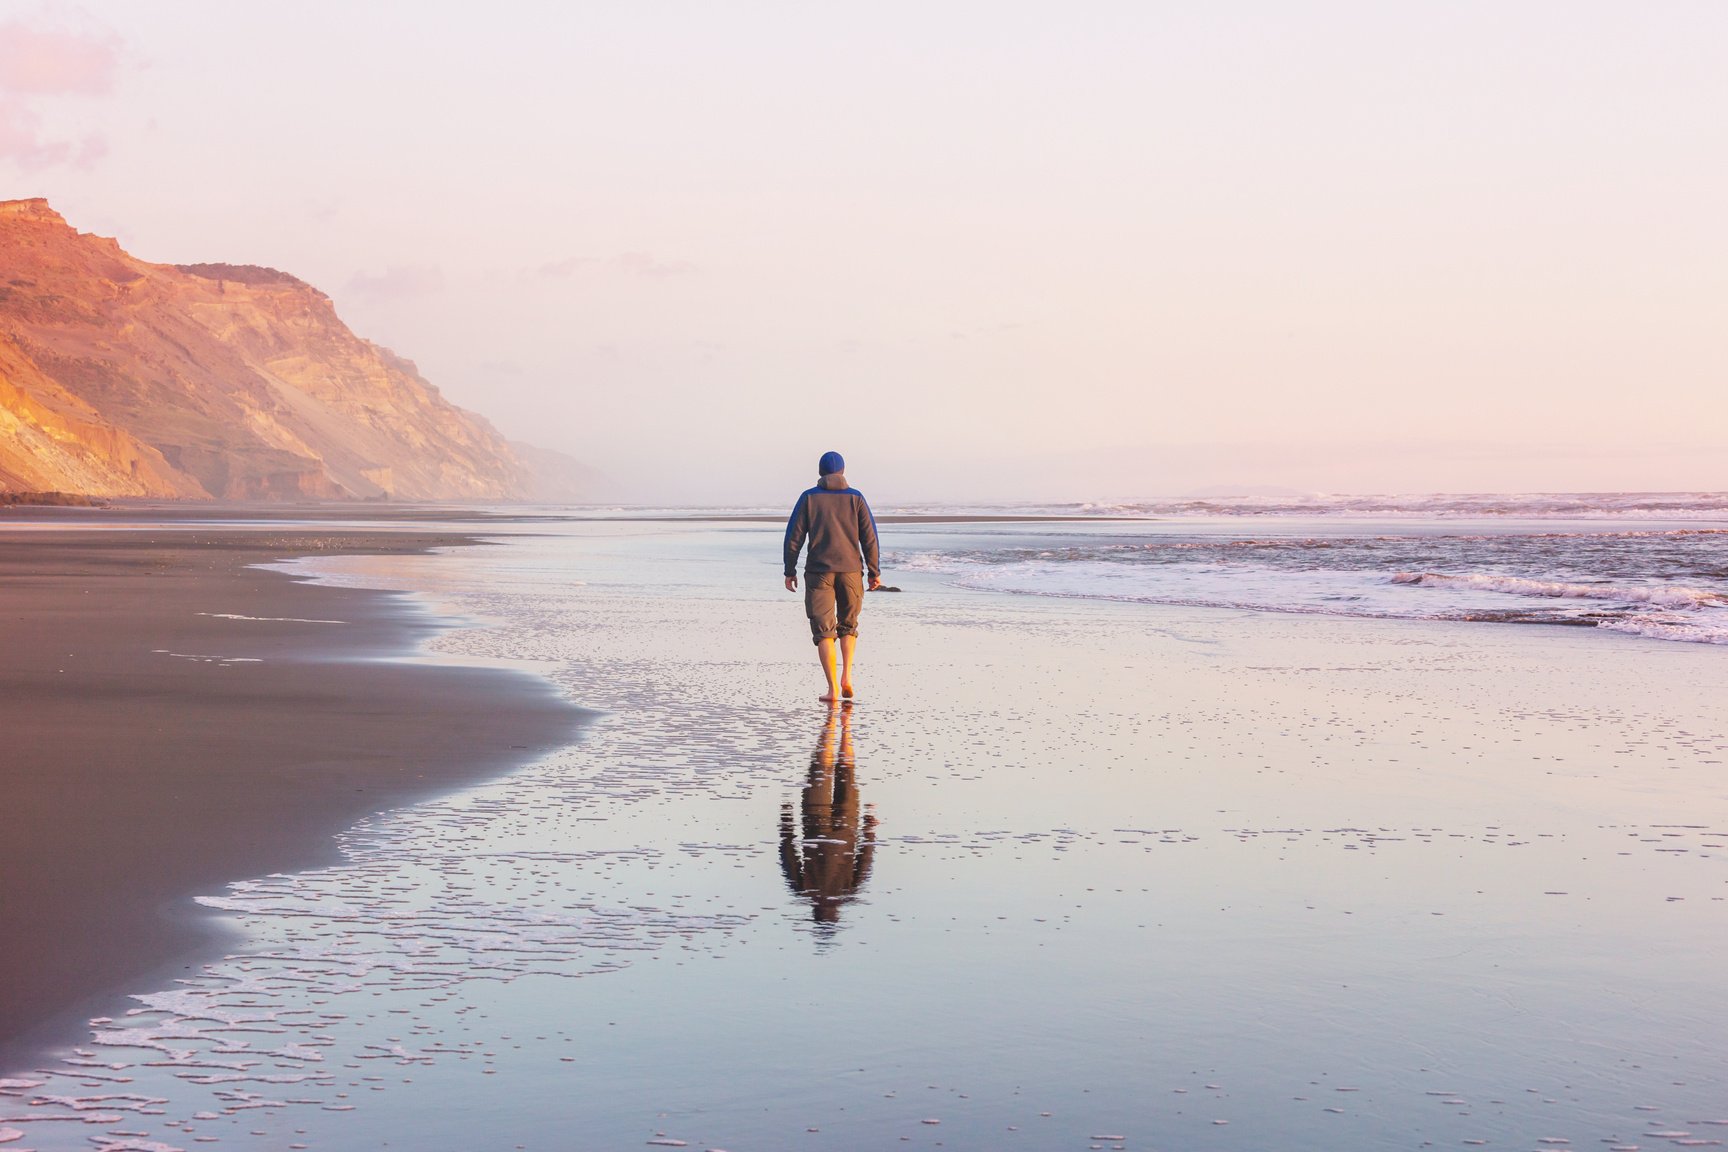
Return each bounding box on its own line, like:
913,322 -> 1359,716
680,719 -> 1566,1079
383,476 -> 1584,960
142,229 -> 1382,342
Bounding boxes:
819,691 -> 839,704
841,678 -> 854,699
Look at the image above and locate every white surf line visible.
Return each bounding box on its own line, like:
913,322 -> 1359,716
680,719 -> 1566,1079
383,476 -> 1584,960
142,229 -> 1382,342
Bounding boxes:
151,650 -> 263,664
197,613 -> 348,624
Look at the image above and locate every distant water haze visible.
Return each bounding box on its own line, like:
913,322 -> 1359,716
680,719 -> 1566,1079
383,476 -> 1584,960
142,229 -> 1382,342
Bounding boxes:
5,3 -> 1725,502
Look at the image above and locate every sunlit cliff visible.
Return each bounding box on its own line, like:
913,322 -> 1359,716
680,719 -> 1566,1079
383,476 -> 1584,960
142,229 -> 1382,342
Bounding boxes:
0,199 -> 537,501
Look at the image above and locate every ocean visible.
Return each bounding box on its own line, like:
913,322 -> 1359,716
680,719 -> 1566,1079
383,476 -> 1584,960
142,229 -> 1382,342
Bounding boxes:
887,507 -> 1728,646
4,502 -> 1726,1151
575,493 -> 1728,645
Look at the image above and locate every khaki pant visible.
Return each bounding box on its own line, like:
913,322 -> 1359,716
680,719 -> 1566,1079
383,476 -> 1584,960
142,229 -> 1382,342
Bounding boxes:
804,570 -> 864,644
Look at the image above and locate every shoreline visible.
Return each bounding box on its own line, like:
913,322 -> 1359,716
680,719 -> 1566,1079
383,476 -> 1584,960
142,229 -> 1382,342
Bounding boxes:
1,516 -> 1724,1148
0,527 -> 584,1070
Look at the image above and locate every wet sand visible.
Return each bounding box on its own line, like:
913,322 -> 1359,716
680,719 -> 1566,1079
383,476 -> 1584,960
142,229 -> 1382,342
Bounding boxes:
3,518 -> 1725,1150
0,527 -> 582,1066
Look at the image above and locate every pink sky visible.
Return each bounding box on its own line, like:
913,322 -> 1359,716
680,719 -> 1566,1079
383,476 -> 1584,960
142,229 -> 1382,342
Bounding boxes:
3,2 -> 1725,502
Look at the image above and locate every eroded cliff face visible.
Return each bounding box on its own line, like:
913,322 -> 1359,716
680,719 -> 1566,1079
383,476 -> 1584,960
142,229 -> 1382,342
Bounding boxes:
0,198 -> 529,500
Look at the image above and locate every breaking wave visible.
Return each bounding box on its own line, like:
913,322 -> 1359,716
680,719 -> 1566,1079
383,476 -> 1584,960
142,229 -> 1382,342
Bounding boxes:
890,524 -> 1728,647
1390,572 -> 1728,612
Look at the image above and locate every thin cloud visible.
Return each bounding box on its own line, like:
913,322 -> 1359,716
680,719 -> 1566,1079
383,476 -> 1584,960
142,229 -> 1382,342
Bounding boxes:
0,21 -> 122,95
534,256 -> 597,278
0,18 -> 121,170
530,252 -> 696,279
71,130 -> 105,166
611,251 -> 695,278
0,98 -> 103,169
348,265 -> 445,298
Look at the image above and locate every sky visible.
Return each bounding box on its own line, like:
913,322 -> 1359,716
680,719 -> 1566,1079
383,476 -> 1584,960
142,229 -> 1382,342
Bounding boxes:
2,1 -> 1724,503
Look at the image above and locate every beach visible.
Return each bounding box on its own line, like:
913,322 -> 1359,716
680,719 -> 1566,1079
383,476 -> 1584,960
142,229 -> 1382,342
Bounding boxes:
6,4 -> 1719,1145
0,523 -> 582,1068
2,512 -> 1725,1150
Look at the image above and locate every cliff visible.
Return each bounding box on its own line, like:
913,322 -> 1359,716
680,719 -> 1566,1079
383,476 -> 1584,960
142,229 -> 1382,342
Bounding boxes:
0,198 -> 532,501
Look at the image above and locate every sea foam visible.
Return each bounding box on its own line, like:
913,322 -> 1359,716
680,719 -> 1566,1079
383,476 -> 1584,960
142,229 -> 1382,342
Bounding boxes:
1391,571 -> 1728,611
891,521 -> 1728,645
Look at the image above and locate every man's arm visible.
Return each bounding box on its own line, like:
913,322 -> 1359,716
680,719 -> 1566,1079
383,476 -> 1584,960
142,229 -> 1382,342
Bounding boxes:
783,492 -> 810,588
857,494 -> 881,586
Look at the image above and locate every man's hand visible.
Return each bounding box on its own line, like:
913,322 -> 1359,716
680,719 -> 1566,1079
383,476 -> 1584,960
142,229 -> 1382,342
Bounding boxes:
785,575 -> 798,592
868,575 -> 883,591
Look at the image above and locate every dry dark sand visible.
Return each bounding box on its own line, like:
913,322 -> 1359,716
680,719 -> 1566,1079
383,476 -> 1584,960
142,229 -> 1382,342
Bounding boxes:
0,527 -> 581,1067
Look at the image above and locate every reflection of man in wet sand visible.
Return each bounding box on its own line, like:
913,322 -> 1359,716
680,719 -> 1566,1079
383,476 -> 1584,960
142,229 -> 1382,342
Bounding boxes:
783,450 -> 882,703
780,706 -> 877,929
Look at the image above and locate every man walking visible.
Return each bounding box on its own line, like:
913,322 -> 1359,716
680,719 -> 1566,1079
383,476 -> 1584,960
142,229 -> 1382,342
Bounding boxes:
784,451 -> 882,703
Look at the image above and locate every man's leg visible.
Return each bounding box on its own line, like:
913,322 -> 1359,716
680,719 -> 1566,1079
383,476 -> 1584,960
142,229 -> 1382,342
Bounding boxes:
839,635 -> 857,698
816,637 -> 840,703
806,573 -> 842,703
834,572 -> 864,699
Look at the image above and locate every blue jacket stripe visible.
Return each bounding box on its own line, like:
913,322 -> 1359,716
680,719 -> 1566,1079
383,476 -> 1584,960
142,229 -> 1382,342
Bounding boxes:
783,491 -> 810,576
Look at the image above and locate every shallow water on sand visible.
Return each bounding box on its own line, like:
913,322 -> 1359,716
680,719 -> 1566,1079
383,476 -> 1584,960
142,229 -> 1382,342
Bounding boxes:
5,518 -> 1727,1151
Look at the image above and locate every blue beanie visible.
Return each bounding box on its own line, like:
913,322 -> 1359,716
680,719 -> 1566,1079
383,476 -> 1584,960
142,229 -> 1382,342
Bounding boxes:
818,451 -> 845,476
